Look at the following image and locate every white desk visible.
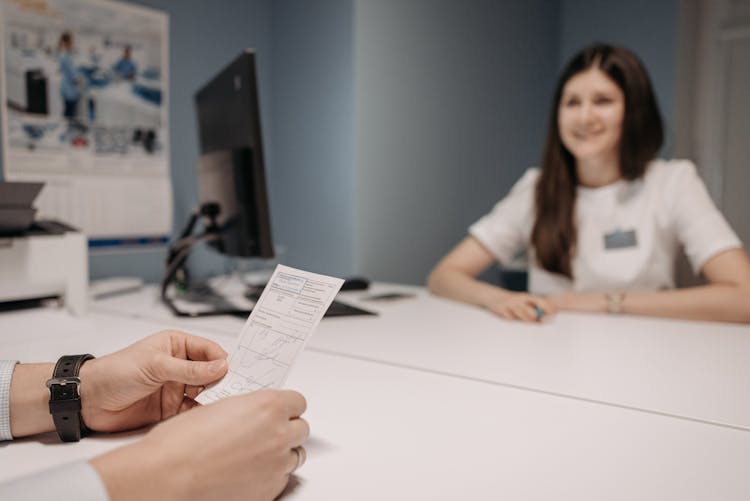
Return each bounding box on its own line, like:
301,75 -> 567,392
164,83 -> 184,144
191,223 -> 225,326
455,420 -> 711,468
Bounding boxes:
91,284 -> 750,431
1,307 -> 749,500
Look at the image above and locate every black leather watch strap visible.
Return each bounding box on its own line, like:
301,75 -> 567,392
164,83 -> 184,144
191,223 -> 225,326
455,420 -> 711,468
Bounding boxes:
47,354 -> 94,442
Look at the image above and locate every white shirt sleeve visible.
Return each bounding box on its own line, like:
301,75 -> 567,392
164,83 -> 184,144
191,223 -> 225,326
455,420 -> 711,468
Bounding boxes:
0,360 -> 18,441
666,161 -> 742,273
468,168 -> 538,265
0,361 -> 110,499
0,461 -> 110,501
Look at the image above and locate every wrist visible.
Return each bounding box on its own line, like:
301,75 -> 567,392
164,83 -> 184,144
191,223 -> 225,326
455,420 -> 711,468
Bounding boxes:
78,357 -> 100,431
551,292 -> 607,313
9,363 -> 56,437
479,286 -> 513,310
605,291 -> 626,314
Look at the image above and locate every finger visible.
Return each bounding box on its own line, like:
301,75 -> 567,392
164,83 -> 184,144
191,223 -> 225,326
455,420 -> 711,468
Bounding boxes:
501,307 -> 520,321
278,390 -> 307,418
296,446 -> 307,469
523,297 -> 554,322
288,417 -> 310,446
161,380 -> 187,418
183,384 -> 206,400
528,302 -> 547,322
179,395 -> 200,413
177,332 -> 229,362
151,354 -> 228,386
514,303 -> 538,322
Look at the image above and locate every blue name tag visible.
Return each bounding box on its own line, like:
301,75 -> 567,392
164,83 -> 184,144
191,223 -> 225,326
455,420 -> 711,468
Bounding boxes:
603,228 -> 638,250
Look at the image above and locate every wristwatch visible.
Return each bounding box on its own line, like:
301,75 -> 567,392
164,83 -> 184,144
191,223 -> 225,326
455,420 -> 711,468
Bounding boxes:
46,354 -> 95,442
606,292 -> 626,314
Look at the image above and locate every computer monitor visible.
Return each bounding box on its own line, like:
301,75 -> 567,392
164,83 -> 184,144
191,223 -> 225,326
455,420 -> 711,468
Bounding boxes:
162,50 -> 374,319
194,49 -> 273,258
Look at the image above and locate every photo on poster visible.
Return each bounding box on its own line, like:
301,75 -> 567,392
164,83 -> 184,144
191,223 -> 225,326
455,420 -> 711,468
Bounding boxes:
0,0 -> 171,244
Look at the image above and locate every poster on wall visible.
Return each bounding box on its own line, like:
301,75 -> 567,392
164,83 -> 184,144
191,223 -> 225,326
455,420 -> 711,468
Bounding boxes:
0,0 -> 171,249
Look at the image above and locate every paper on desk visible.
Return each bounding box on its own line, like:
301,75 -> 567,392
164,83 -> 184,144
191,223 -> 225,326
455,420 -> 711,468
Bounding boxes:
195,264 -> 344,404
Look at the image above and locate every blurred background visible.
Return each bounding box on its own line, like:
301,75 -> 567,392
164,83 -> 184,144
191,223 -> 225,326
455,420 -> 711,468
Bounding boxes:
1,0 -> 746,286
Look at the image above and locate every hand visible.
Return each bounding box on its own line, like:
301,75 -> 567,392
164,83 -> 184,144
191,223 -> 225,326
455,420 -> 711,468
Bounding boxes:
79,330 -> 228,432
91,390 -> 309,501
485,292 -> 557,322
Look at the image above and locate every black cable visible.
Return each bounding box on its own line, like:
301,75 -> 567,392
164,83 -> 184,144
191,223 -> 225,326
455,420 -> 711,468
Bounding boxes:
161,203 -> 254,318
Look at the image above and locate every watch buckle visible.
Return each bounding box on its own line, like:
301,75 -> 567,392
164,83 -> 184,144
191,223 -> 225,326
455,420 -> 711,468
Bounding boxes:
46,376 -> 82,391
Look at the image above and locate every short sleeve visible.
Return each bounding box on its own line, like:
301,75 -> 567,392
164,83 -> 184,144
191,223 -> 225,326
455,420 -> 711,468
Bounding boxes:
666,161 -> 742,273
468,168 -> 538,265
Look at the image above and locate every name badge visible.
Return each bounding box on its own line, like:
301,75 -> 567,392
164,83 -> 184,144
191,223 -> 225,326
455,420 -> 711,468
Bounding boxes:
603,228 -> 638,250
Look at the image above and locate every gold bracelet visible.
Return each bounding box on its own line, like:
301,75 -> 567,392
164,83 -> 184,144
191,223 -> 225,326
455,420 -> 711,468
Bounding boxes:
606,292 -> 626,314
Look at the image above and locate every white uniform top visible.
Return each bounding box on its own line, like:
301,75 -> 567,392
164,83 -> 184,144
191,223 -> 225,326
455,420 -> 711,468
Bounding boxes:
469,159 -> 742,295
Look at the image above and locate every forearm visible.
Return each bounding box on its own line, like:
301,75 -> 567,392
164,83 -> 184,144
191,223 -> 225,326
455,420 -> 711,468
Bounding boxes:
91,440 -> 181,501
9,363 -> 55,437
555,284 -> 750,323
623,284 -> 750,323
428,267 -> 512,309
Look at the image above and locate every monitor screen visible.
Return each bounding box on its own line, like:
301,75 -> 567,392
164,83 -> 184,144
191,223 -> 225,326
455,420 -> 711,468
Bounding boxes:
194,49 -> 273,258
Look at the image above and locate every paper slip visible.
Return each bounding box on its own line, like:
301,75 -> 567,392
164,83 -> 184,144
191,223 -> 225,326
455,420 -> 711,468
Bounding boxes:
195,264 -> 344,405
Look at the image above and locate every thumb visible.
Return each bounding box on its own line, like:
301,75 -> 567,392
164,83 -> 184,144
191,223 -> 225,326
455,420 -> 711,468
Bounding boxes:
153,356 -> 228,386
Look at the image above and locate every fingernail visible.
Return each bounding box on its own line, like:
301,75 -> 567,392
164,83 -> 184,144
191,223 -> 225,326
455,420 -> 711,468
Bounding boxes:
209,359 -> 226,373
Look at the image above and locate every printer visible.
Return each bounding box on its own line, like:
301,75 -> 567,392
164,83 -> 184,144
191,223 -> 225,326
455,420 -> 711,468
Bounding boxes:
0,182 -> 88,316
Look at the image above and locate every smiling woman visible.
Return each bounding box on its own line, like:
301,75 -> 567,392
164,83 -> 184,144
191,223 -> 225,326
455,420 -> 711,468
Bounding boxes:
427,43 -> 750,324
557,67 -> 624,186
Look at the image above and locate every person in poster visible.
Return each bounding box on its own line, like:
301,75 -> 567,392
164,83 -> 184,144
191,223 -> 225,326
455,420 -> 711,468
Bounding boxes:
112,44 -> 137,80
57,31 -> 80,121
57,31 -> 87,143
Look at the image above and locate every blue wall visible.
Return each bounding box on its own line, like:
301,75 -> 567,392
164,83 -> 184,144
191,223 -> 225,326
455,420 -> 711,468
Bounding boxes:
94,0 -> 355,281
351,0 -> 680,284
95,0 -> 355,281
558,0 -> 680,153
353,0 -> 562,284
2,0 -> 682,285
269,0 -> 355,277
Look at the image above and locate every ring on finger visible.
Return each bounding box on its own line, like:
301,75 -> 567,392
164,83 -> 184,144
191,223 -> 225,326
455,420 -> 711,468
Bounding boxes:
292,445 -> 306,473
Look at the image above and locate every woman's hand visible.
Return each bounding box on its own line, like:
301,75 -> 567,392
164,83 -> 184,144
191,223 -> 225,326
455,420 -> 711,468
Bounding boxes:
485,291 -> 557,322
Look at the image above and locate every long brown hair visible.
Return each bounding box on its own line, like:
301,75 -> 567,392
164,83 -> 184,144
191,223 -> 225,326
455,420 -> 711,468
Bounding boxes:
531,44 -> 663,278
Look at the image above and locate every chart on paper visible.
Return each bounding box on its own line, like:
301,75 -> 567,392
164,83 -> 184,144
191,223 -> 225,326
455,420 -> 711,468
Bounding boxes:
195,264 -> 344,404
